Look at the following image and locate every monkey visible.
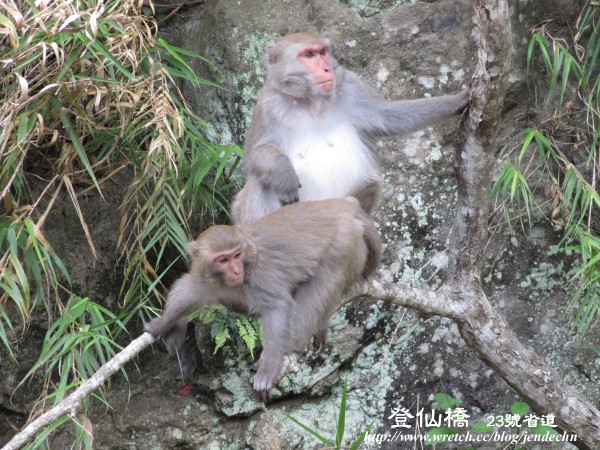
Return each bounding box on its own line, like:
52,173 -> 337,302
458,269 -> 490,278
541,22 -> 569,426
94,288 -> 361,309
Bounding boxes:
144,197 -> 382,401
231,32 -> 470,223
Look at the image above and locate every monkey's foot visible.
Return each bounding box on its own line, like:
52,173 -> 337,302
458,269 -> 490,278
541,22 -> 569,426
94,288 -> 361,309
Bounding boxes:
308,329 -> 328,354
253,353 -> 300,402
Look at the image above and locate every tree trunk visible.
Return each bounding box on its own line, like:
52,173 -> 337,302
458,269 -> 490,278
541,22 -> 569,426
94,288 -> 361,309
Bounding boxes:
374,1 -> 600,448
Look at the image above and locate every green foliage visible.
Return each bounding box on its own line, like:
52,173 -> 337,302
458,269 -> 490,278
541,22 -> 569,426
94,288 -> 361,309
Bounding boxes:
471,421 -> 494,433
565,228 -> 600,334
73,414 -> 94,450
510,401 -> 557,437
0,0 -> 238,348
511,401 -> 530,417
495,1 -> 600,335
236,317 -> 258,358
433,392 -> 463,409
188,307 -> 259,357
527,33 -> 585,106
286,378 -> 375,450
492,161 -> 536,230
0,0 -> 239,444
0,218 -> 71,359
23,416 -> 71,450
19,296 -> 124,449
530,423 -> 559,437
426,393 -> 461,446
19,296 -> 126,394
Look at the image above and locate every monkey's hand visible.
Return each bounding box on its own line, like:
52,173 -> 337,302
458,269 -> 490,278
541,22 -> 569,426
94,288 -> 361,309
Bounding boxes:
267,155 -> 301,205
144,317 -> 165,338
454,88 -> 470,114
145,316 -> 187,356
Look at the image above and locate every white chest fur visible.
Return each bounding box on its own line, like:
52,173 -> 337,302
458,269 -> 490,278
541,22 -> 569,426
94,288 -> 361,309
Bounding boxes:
281,114 -> 376,201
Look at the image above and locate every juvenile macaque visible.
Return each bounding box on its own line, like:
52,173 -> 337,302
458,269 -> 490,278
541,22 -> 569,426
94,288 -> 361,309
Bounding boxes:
232,32 -> 469,223
145,197 -> 381,401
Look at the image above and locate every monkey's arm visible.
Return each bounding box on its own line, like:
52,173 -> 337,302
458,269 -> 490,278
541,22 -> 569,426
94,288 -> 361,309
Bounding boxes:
344,72 -> 469,137
243,142 -> 301,205
241,101 -> 302,205
371,91 -> 469,136
144,274 -> 205,354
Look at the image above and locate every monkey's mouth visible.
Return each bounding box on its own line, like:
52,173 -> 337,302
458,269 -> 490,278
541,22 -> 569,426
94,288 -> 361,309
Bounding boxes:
317,80 -> 334,91
227,276 -> 243,286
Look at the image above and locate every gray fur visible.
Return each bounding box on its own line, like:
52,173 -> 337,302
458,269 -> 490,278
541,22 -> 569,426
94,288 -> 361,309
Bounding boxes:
232,33 -> 469,223
145,197 -> 382,401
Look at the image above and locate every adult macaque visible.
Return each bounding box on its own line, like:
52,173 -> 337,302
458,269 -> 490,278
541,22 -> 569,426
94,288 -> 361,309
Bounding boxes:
145,197 -> 381,401
232,32 -> 469,223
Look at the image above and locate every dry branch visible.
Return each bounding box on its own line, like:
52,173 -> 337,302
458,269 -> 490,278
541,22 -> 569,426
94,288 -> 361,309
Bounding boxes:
369,279 -> 600,450
1,333 -> 155,450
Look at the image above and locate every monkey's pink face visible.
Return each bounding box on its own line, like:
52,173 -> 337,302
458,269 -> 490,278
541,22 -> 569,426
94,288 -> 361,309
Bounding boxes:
297,44 -> 334,92
213,248 -> 245,287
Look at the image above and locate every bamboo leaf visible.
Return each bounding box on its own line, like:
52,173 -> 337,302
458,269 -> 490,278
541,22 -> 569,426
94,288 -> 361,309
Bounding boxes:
336,379 -> 348,448
286,414 -> 335,447
54,95 -> 101,194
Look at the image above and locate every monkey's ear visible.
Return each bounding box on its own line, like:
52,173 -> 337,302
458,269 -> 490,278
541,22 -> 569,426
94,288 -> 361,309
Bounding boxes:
266,44 -> 278,65
187,241 -> 201,259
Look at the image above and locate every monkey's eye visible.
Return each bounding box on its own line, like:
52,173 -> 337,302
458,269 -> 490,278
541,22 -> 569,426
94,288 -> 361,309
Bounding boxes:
320,48 -> 327,55
233,252 -> 242,260
304,51 -> 314,58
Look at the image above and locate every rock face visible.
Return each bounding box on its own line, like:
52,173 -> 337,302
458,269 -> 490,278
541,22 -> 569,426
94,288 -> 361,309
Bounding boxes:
2,1 -> 597,449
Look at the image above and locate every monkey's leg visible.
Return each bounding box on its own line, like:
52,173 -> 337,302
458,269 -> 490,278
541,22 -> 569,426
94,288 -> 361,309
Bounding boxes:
289,269 -> 346,355
163,318 -> 189,356
350,179 -> 382,214
231,177 -> 283,223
